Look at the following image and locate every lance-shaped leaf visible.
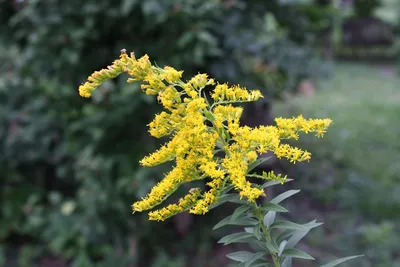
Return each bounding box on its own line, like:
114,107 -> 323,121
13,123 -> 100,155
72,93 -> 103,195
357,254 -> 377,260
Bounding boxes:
263,211 -> 276,228
232,205 -> 251,220
276,220 -> 323,246
248,157 -> 271,172
218,232 -> 255,245
244,252 -> 266,267
320,255 -> 364,267
270,221 -> 308,231
270,190 -> 300,204
262,202 -> 288,213
213,215 -> 258,230
281,248 -> 314,260
281,257 -> 292,267
261,178 -> 293,189
265,238 -> 280,254
226,251 -> 254,262
285,220 -> 323,249
209,193 -> 249,210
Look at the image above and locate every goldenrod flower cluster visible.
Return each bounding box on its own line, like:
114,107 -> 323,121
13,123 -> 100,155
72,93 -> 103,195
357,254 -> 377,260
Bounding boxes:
79,50 -> 332,221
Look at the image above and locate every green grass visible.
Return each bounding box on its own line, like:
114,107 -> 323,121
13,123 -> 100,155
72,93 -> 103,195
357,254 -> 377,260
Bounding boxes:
273,62 -> 400,266
274,63 -> 400,184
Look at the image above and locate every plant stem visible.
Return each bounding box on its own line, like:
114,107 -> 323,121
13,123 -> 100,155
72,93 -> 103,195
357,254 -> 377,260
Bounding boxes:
252,204 -> 281,267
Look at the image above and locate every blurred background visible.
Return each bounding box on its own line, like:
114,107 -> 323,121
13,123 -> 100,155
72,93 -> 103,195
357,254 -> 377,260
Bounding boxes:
0,0 -> 399,266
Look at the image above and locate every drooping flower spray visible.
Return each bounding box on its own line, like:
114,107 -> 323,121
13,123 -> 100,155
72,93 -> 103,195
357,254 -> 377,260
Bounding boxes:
79,50 -> 362,267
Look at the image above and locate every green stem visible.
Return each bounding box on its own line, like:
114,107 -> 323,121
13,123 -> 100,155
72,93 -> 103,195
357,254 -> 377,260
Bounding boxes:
252,204 -> 281,267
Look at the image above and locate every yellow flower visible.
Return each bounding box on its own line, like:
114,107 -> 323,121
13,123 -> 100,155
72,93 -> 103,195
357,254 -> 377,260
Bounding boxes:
78,50 -> 332,221
148,188 -> 201,221
132,167 -> 184,212
160,66 -> 183,83
211,83 -> 263,103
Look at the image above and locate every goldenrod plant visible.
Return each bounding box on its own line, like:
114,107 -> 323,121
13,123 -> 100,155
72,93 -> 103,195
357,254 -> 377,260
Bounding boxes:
79,50 -> 362,267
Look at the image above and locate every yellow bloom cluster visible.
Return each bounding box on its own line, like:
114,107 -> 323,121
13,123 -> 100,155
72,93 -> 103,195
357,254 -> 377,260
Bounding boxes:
275,115 -> 332,139
211,83 -> 263,103
78,50 -> 332,221
148,188 -> 201,221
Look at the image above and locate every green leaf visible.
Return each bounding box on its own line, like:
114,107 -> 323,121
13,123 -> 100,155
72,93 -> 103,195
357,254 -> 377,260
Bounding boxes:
218,232 -> 255,245
276,229 -> 295,245
228,217 -> 258,227
203,109 -> 215,121
240,263 -> 273,267
226,251 -> 253,263
253,224 -> 262,240
210,193 -> 249,210
220,184 -> 234,195
247,263 -> 273,267
244,227 -> 254,234
286,220 -> 323,249
253,240 -> 269,251
197,31 -> 218,46
285,231 -> 308,249
270,221 -> 307,231
263,211 -> 276,228
244,252 -> 265,267
121,0 -> 137,15
262,203 -> 288,213
265,238 -> 280,254
281,257 -> 292,267
303,220 -> 324,230
222,194 -> 249,205
213,216 -> 233,230
232,205 -> 251,221
320,255 -> 364,267
281,248 -> 315,260
213,215 -> 258,230
270,190 -> 300,204
278,240 -> 288,256
248,157 -> 271,172
177,32 -> 194,48
261,178 -> 293,189
275,220 -> 323,248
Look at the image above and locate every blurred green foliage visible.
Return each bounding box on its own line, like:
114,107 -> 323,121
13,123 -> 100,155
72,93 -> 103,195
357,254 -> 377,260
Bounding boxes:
353,0 -> 382,17
274,63 -> 400,267
0,0 -> 330,266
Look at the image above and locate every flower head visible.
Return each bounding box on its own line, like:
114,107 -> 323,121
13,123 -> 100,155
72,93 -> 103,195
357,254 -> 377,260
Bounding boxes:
79,50 -> 332,221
